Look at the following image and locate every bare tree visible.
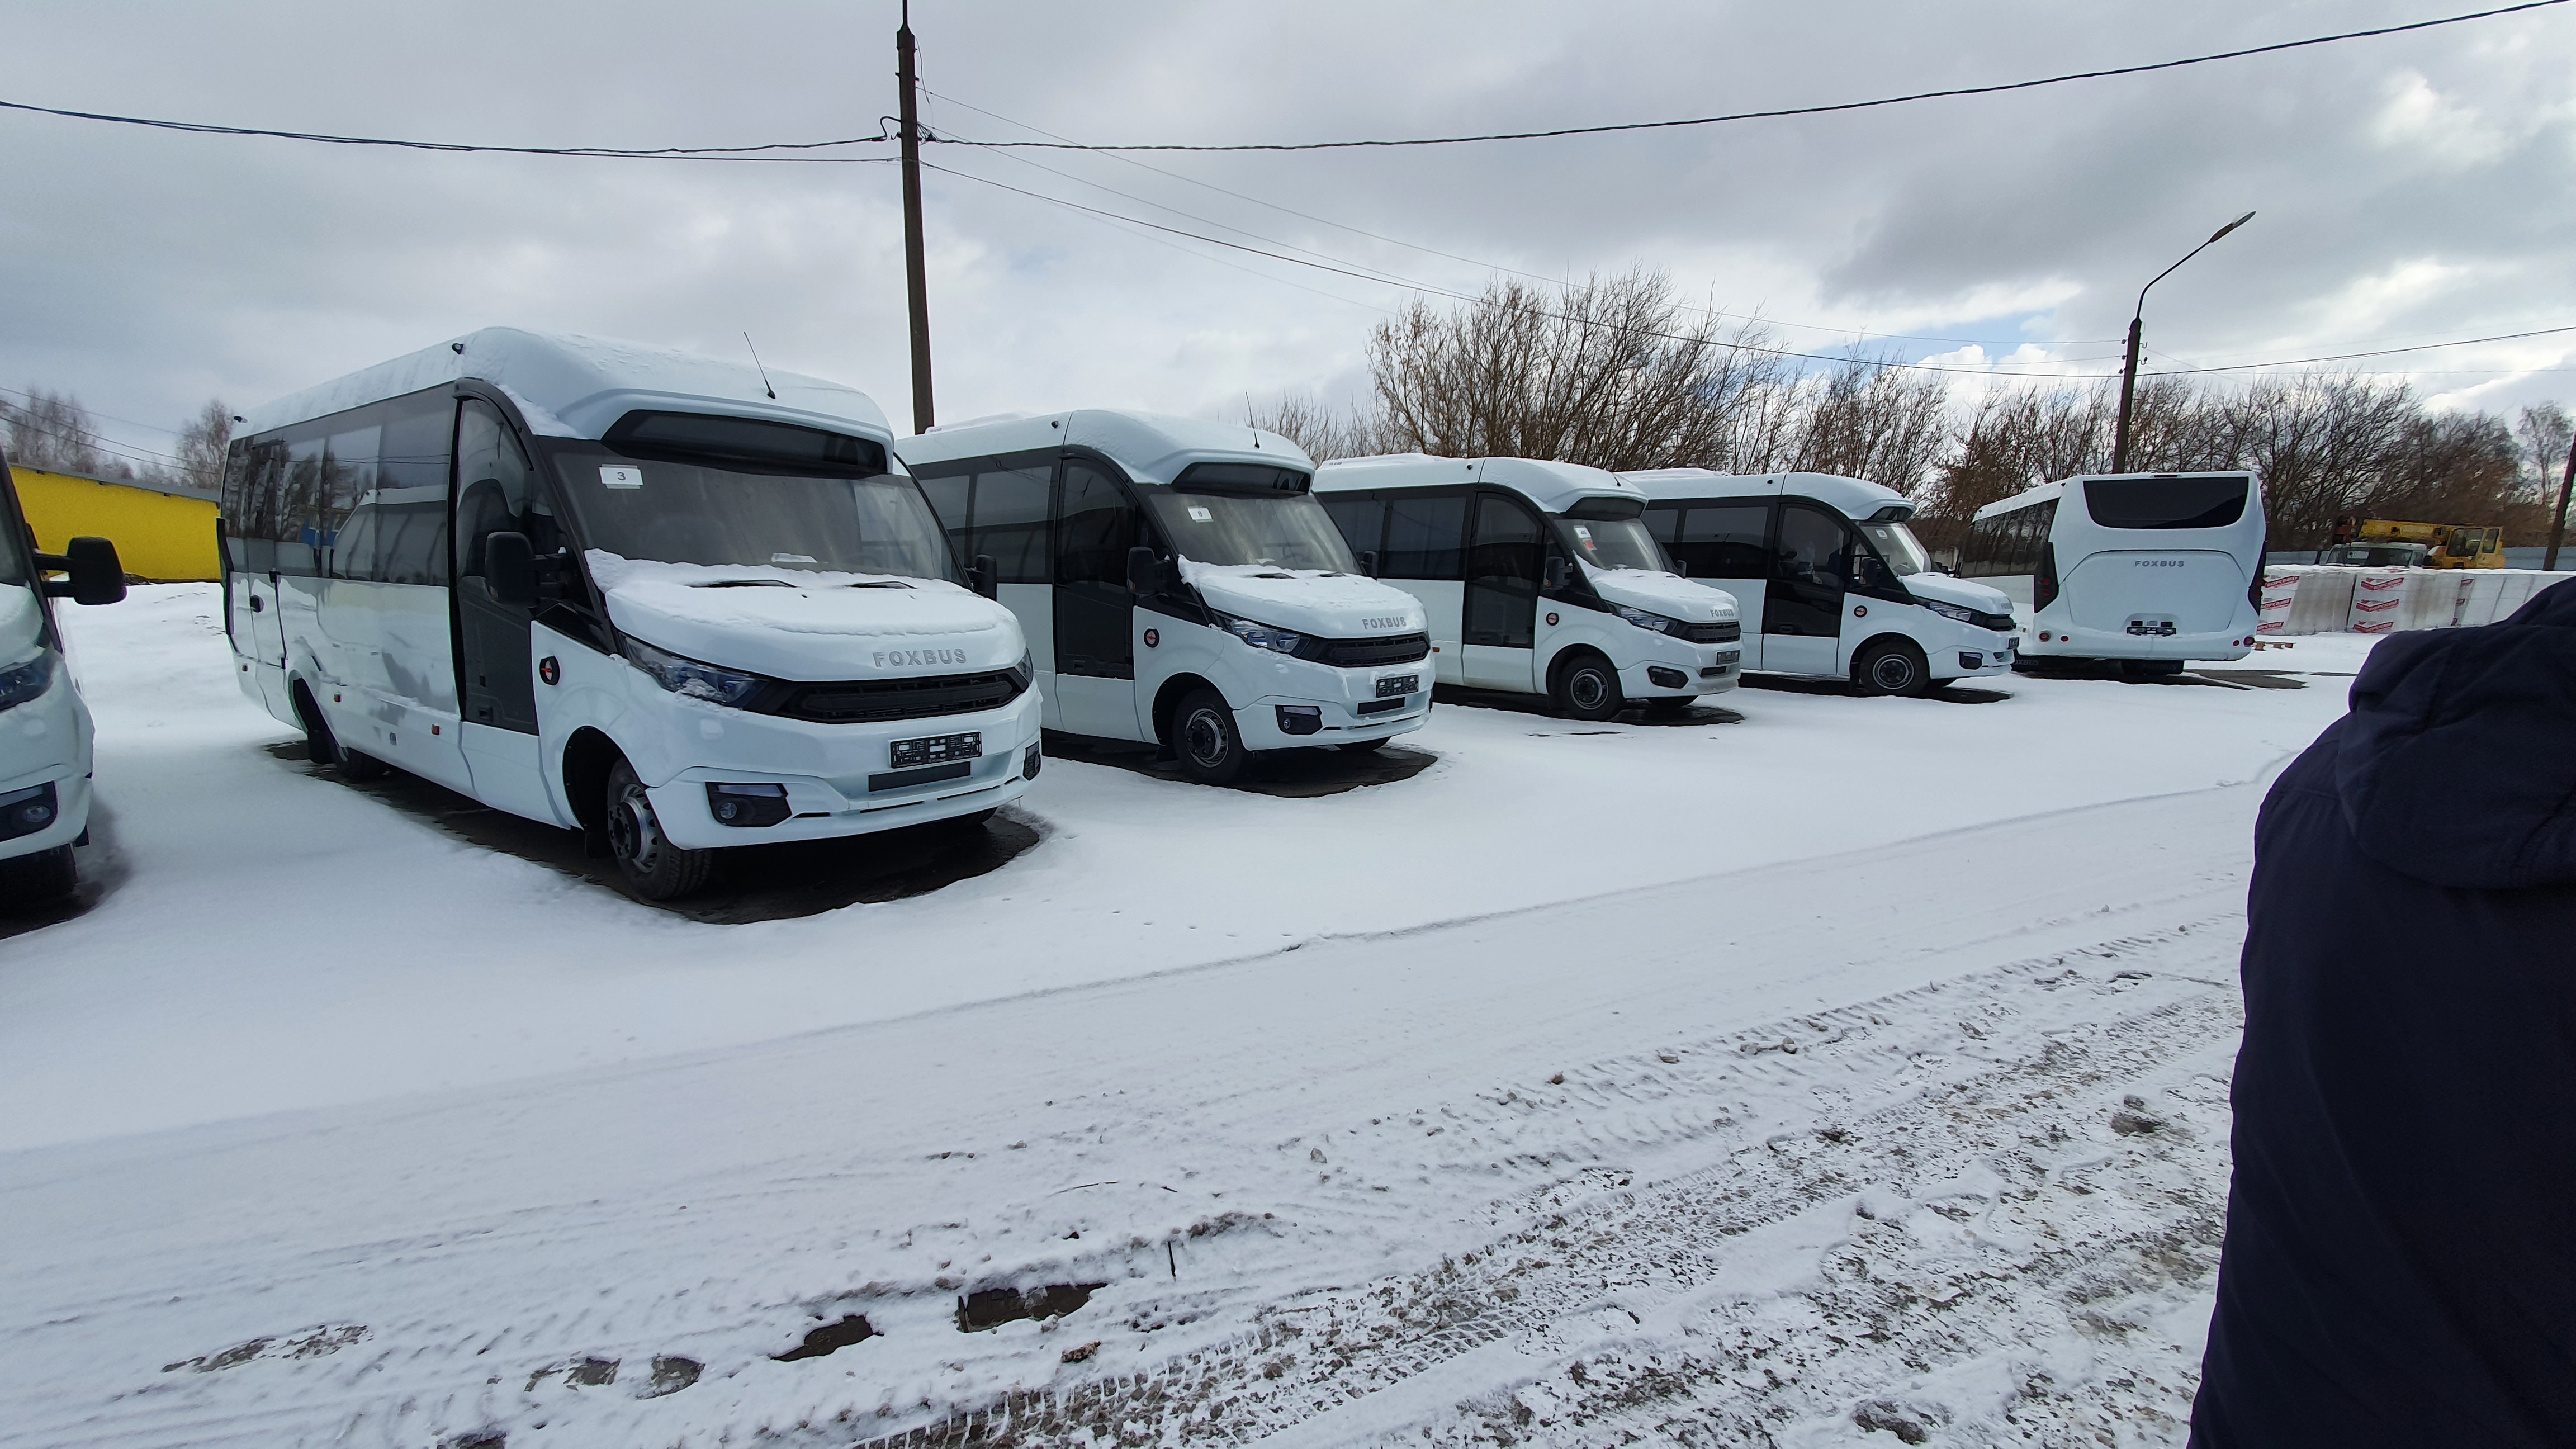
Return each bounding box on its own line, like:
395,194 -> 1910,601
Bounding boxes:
174,399 -> 231,493
1781,352 -> 1955,496
1365,270 -> 1791,472
1250,392 -> 1381,462
2,388 -> 113,476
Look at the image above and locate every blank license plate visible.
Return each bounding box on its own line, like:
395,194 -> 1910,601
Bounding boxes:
890,732 -> 981,769
1376,674 -> 1418,698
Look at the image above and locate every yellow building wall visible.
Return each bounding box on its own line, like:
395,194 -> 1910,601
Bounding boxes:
7,467 -> 220,583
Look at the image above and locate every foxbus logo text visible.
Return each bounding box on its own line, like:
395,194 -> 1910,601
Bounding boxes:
874,648 -> 972,669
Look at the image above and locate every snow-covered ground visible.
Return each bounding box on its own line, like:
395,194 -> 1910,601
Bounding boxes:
0,588 -> 2376,1447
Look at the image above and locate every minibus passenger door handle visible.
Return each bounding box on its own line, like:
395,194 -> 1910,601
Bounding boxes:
248,596 -> 263,612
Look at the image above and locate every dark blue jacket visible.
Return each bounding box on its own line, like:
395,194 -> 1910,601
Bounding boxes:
2193,580 -> 2576,1446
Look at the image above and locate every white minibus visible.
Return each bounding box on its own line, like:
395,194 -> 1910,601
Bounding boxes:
1621,469 -> 2017,697
1961,471 -> 2264,673
224,328 -> 1039,900
1313,455 -> 1741,719
895,413 -> 1433,784
0,447 -> 125,902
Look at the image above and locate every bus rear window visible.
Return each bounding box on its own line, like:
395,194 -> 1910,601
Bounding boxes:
2083,476 -> 2248,530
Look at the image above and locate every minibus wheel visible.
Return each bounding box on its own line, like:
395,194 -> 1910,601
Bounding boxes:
1853,638 -> 1931,698
1171,685 -> 1247,785
604,758 -> 713,900
0,844 -> 76,906
292,681 -> 388,781
1550,650 -> 1623,721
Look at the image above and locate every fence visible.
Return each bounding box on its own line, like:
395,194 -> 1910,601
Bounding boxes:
2256,566 -> 2574,637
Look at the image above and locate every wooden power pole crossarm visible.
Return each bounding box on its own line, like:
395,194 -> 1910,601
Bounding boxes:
897,4 -> 934,434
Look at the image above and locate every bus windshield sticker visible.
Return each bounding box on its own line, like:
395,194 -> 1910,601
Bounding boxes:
600,465 -> 645,489
1187,506 -> 1213,522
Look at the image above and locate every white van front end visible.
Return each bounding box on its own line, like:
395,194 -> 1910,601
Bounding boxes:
1169,562 -> 1431,750
0,588 -> 96,868
1899,572 -> 2021,681
1569,566 -> 1742,700
556,557 -> 1040,850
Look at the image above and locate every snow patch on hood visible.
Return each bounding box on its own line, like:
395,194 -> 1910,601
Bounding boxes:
1179,560 -> 1427,637
589,552 -> 1024,682
2327,577 -> 2576,889
1583,566 -> 1739,622
1905,573 -> 2014,614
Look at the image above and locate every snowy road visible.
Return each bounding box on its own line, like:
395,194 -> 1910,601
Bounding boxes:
0,590 -> 2371,1447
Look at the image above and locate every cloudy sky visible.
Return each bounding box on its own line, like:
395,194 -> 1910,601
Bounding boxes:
4,0 -> 2572,468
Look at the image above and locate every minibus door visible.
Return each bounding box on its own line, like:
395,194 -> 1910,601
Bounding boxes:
1051,458 -> 1148,740
1463,493 -> 1543,690
1764,501 -> 1850,677
450,399 -> 555,818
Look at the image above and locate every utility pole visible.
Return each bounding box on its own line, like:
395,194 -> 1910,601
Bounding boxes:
2111,211 -> 2255,474
2548,425 -> 2576,571
897,2 -> 934,435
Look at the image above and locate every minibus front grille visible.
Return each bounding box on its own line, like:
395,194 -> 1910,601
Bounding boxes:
1673,621 -> 1740,644
765,669 -> 1029,724
1307,632 -> 1431,667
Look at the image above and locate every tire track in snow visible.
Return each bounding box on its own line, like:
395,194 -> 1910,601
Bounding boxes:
811,923 -> 2243,1447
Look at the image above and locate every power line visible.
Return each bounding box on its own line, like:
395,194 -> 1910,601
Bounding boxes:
2143,323 -> 2576,375
921,157 -> 2128,378
923,86 -> 2118,351
934,2 -> 2566,153
0,96 -> 897,162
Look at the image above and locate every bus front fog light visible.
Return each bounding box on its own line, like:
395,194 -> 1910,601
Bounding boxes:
1959,651 -> 1984,670
1646,665 -> 1688,689
1275,704 -> 1322,736
705,781 -> 791,828
0,782 -> 59,841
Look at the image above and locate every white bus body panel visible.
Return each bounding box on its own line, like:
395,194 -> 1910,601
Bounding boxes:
1622,469 -> 2015,685
231,328 -> 1041,850
1976,473 -> 2264,664
899,412 -> 1436,752
0,588 -> 98,865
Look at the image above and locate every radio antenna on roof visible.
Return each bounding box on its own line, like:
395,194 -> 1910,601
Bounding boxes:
742,332 -> 778,400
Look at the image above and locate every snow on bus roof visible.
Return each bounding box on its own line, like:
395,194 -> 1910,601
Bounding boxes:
1618,468 -> 1917,522
1314,454 -> 1640,514
239,328 -> 893,444
894,410 -> 1313,486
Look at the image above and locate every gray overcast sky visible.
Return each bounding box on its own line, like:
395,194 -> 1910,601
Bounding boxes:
4,0 -> 2572,467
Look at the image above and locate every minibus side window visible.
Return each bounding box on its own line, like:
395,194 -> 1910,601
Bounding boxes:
1322,495 -> 1388,562
1382,492 -> 1466,579
454,400 -> 560,579
278,437 -> 326,576
1054,459 -> 1141,678
916,471 -> 971,560
973,465 -> 1053,583
373,391 -> 455,585
223,437 -> 287,574
1463,493 -> 1543,647
1767,502 -> 1850,637
1670,502 -> 1770,579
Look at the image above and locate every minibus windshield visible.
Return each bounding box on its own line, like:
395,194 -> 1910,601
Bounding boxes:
1556,516 -> 1666,572
1855,520 -> 1933,576
1148,489 -> 1357,571
551,447 -> 959,581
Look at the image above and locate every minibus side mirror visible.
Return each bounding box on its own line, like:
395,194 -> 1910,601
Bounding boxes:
38,537 -> 126,606
965,553 -> 997,599
485,531 -> 539,607
1543,555 -> 1569,590
1671,558 -> 1689,577
1126,544 -> 1164,596
1358,549 -> 1379,578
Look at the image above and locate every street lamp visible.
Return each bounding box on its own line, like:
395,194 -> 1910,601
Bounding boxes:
2110,211 -> 2255,473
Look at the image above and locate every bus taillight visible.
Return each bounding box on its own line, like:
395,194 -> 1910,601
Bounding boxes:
2034,542 -> 2061,611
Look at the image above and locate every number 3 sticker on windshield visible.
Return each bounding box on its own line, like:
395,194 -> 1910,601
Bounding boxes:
1187,506 -> 1213,522
600,465 -> 643,489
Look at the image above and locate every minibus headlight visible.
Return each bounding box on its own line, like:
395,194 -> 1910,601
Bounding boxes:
1611,604 -> 1683,636
622,637 -> 764,707
0,650 -> 56,713
1007,651 -> 1034,690
1919,599 -> 1977,624
1221,615 -> 1307,655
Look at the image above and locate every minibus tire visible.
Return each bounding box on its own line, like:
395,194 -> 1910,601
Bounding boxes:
605,758 -> 713,900
1550,650 -> 1623,721
1853,638 -> 1931,698
293,683 -> 389,780
1171,685 -> 1248,785
0,844 -> 76,906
